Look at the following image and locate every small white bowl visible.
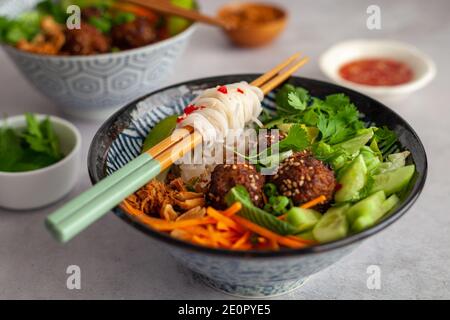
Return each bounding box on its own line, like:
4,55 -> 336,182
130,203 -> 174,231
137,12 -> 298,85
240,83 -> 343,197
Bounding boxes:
0,114 -> 81,210
319,39 -> 436,101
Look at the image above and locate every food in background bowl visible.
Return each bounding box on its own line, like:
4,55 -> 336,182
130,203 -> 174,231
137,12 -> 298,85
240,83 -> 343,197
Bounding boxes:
0,0 -> 194,55
0,0 -> 197,120
319,39 -> 436,101
218,2 -> 287,47
88,75 -> 427,296
339,58 -> 414,87
0,113 -> 81,210
0,113 -> 64,172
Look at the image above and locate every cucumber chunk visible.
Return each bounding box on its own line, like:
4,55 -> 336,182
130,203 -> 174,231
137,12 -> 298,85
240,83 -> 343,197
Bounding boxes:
287,207 -> 321,233
296,230 -> 315,241
370,165 -> 415,196
346,190 -> 385,225
351,193 -> 399,232
381,194 -> 400,215
313,205 -> 349,243
335,155 -> 367,203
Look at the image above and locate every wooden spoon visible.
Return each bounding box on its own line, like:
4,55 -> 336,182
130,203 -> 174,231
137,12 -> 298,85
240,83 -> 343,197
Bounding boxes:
124,0 -> 232,29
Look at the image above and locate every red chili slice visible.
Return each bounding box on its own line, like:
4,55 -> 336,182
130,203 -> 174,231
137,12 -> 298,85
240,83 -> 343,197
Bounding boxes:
183,104 -> 198,115
217,86 -> 228,94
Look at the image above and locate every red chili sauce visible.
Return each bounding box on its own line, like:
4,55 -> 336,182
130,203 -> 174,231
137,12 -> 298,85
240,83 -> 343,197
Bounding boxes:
339,58 -> 414,86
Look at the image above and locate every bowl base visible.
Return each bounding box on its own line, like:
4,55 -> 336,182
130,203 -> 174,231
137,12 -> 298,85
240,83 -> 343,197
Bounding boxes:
192,272 -> 309,298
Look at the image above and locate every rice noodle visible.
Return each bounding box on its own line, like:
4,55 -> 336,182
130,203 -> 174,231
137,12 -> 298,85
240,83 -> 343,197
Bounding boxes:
177,82 -> 264,146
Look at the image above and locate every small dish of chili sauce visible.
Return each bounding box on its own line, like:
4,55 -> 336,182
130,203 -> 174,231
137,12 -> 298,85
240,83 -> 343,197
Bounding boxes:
339,58 -> 414,86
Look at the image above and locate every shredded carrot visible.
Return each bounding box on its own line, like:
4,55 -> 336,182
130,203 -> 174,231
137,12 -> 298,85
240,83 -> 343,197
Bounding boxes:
286,235 -> 317,245
269,239 -> 280,250
206,207 -> 245,232
301,195 -> 327,209
122,198 -> 313,251
231,231 -> 251,250
216,221 -> 230,231
222,202 -> 242,216
232,215 -> 306,249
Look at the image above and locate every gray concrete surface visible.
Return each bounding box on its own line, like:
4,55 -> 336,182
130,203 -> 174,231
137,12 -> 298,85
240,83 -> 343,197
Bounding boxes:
0,0 -> 449,299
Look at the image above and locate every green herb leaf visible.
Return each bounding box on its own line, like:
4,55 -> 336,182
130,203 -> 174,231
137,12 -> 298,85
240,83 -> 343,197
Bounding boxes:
88,16 -> 112,33
278,124 -> 310,152
225,185 -> 299,235
1,113 -> 63,172
0,127 -> 23,172
113,12 -> 136,25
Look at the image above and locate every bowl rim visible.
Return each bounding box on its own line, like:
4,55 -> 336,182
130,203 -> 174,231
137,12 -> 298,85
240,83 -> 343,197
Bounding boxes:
319,39 -> 436,95
88,74 -> 428,258
0,20 -> 197,61
0,114 -> 82,177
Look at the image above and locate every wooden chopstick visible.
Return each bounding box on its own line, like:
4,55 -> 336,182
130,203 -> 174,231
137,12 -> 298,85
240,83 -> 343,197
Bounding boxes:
45,54 -> 309,243
125,0 -> 230,29
260,57 -> 309,94
250,52 -> 302,87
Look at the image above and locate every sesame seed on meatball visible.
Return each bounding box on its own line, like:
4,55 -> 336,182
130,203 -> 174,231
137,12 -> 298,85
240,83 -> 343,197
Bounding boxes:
208,163 -> 265,209
268,151 -> 336,208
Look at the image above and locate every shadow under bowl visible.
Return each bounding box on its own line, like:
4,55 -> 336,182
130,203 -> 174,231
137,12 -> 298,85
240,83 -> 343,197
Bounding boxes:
88,75 -> 427,297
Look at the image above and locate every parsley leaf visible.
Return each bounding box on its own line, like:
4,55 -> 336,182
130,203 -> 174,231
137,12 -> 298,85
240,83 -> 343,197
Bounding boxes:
278,124 -> 310,152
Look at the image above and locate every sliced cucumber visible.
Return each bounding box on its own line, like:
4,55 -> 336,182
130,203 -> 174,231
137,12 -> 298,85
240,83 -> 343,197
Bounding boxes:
312,205 -> 349,243
346,190 -> 385,225
351,193 -> 399,232
381,194 -> 400,215
370,165 -> 415,196
296,230 -> 315,241
287,207 -> 321,233
335,155 -> 367,203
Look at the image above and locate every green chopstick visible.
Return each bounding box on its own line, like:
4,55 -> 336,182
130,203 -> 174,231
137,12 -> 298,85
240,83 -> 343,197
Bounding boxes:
45,129 -> 200,243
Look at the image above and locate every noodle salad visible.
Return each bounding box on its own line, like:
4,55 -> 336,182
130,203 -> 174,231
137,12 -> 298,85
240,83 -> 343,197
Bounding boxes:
121,82 -> 415,251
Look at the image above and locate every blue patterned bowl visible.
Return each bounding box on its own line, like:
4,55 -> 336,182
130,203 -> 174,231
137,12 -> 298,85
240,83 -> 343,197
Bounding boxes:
88,75 -> 427,297
0,0 -> 196,120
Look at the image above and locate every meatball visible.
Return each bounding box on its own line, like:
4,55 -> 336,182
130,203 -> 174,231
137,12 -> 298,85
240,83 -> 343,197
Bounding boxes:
111,17 -> 157,49
208,163 -> 265,209
62,22 -> 110,55
268,151 -> 336,207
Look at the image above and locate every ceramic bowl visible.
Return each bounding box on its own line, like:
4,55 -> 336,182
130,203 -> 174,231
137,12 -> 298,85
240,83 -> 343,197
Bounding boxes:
218,2 -> 287,48
319,39 -> 436,102
0,114 -> 81,210
88,75 -> 427,297
0,0 -> 196,121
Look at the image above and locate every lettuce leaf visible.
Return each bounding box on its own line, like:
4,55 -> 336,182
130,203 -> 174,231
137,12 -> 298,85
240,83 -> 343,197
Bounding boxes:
225,185 -> 298,235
